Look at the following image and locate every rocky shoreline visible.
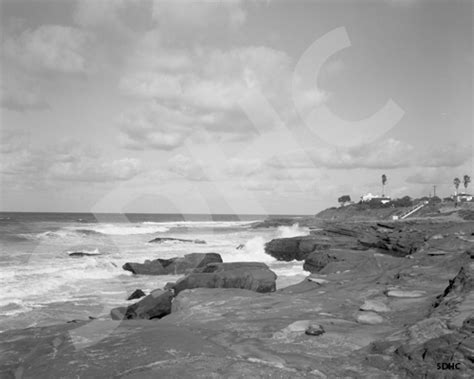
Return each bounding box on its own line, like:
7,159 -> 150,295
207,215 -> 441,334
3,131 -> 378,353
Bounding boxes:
1,210 -> 473,378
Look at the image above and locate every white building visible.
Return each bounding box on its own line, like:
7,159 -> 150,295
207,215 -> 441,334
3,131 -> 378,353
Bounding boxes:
456,193 -> 473,202
360,193 -> 391,204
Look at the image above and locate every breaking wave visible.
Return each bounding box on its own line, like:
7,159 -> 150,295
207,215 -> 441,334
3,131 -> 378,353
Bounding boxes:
276,223 -> 310,238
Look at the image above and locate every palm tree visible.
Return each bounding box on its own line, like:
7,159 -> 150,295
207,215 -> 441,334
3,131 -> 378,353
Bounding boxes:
453,177 -> 460,195
463,175 -> 471,192
381,174 -> 387,197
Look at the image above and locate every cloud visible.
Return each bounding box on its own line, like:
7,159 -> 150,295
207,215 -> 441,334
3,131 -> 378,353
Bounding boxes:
0,78 -> 49,112
0,128 -> 27,154
49,157 -> 141,182
271,139 -> 472,170
1,143 -> 142,183
118,103 -> 195,150
167,154 -> 207,181
4,25 -> 90,73
151,0 -> 247,36
405,168 -> 452,185
119,45 -> 293,149
224,158 -> 264,177
406,165 -> 473,186
74,0 -> 130,28
417,144 -> 472,168
121,46 -> 291,109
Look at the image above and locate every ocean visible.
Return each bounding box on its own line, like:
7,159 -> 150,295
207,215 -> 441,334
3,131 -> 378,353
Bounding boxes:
0,212 -> 310,332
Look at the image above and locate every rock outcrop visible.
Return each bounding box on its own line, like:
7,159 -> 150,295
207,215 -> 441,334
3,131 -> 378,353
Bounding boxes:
264,237 -> 331,261
172,262 -> 277,294
265,222 -> 428,260
3,217 -> 474,378
303,251 -> 338,273
148,237 -> 206,244
127,289 -> 146,300
69,251 -> 101,257
111,290 -> 173,320
123,253 -> 223,275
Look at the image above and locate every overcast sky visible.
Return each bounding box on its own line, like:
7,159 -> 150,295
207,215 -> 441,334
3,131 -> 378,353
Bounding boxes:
0,0 -> 472,215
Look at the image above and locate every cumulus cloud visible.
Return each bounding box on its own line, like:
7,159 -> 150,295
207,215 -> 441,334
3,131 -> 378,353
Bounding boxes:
4,25 -> 90,73
119,45 -> 293,149
224,158 -> 264,177
49,157 -> 141,182
167,154 -> 207,181
121,46 -> 291,109
151,0 -> 247,36
417,144 -> 472,168
270,139 -> 471,170
1,143 -> 142,183
118,103 -> 195,150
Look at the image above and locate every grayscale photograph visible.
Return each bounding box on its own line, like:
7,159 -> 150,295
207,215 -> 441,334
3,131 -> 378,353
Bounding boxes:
0,0 -> 472,377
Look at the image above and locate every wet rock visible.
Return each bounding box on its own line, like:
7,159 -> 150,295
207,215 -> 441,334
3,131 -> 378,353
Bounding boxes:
305,324 -> 325,336
303,251 -> 338,273
110,307 -> 127,320
172,262 -> 277,294
264,236 -> 331,261
148,237 -> 206,244
69,252 -> 101,257
111,290 -> 173,320
264,222 -> 427,261
123,253 -> 223,275
251,218 -> 302,228
194,261 -> 269,273
127,289 -> 146,301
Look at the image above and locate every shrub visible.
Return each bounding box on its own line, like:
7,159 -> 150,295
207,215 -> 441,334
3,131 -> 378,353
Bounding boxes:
338,195 -> 351,206
391,196 -> 413,208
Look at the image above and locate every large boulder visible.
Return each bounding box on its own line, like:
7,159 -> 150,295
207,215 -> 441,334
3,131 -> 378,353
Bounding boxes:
194,261 -> 269,273
264,236 -> 331,261
111,289 -> 173,320
172,262 -> 277,294
123,253 -> 223,275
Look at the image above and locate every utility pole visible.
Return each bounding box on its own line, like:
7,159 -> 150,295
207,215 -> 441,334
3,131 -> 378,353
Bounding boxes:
433,185 -> 437,198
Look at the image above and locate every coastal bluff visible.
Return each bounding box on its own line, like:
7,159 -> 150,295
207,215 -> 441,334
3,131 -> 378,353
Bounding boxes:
1,210 -> 474,378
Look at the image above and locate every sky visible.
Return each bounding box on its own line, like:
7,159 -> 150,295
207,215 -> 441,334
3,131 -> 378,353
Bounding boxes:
0,0 -> 472,215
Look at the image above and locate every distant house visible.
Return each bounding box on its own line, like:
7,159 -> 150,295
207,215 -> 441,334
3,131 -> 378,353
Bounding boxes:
360,193 -> 391,204
456,193 -> 473,202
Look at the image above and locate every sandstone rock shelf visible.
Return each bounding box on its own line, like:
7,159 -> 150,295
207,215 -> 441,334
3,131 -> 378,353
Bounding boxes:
1,216 -> 473,378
